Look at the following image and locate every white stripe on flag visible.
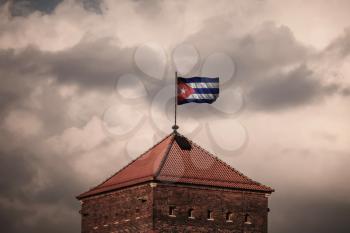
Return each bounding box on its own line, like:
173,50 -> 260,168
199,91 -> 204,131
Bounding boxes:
186,82 -> 219,89
187,93 -> 218,100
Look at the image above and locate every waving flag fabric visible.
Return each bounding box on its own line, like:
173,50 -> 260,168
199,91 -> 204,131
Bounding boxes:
177,77 -> 219,105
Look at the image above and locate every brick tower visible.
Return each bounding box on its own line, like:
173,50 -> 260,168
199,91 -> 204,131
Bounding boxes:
77,133 -> 274,233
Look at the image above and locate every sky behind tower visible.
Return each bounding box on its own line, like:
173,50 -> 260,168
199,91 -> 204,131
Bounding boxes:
0,0 -> 349,232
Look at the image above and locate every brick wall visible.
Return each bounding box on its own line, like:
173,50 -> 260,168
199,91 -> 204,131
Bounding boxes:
153,183 -> 269,233
80,183 -> 153,233
79,182 -> 270,233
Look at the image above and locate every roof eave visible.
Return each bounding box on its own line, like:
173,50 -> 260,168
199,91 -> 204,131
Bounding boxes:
154,180 -> 274,194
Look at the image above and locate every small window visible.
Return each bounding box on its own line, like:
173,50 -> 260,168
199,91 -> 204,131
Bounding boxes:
188,209 -> 194,219
169,206 -> 176,216
244,214 -> 252,225
137,196 -> 147,203
207,210 -> 214,220
226,212 -> 233,222
103,215 -> 108,224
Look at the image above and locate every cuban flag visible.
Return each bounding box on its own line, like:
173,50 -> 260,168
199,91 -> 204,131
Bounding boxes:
177,77 -> 219,105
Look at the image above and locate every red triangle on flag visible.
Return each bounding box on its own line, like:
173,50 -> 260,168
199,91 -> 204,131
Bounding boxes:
177,81 -> 194,101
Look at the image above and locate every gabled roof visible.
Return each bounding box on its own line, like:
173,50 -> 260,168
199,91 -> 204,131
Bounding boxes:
77,133 -> 273,199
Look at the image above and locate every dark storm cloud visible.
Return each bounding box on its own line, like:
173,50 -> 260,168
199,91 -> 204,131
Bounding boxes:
247,65 -> 344,110
233,23 -> 311,75
0,0 -> 62,16
0,130 -> 85,233
325,28 -> 350,58
0,47 -> 47,120
0,132 -> 85,202
139,19 -> 350,118
271,195 -> 350,233
0,35 -> 122,233
0,149 -> 36,197
342,87 -> 350,96
0,91 -> 17,117
187,20 -> 311,71
0,35 -> 176,140
80,0 -> 103,14
0,48 -> 70,133
0,38 -> 139,89
2,17 -> 345,117
0,204 -> 31,233
0,36 -> 173,122
0,0 -> 103,16
185,20 -> 349,111
49,38 -> 134,87
0,202 -> 79,233
0,31 -> 134,233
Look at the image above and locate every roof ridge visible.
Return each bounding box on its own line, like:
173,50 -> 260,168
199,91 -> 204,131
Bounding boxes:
84,132 -> 174,192
154,135 -> 175,179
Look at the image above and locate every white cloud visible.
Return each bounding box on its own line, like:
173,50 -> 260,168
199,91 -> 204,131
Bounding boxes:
47,116 -> 107,154
2,110 -> 43,137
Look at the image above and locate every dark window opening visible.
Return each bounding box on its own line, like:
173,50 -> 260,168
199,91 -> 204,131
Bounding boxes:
188,209 -> 194,218
226,212 -> 233,222
137,196 -> 147,203
207,210 -> 214,220
244,214 -> 252,225
169,206 -> 176,216
103,215 -> 108,224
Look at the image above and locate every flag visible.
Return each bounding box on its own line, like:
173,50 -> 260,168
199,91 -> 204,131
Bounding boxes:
177,77 -> 219,105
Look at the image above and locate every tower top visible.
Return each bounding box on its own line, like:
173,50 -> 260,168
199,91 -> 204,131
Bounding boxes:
77,133 -> 273,200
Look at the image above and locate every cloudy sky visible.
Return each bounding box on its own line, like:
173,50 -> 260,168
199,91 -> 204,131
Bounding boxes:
0,0 -> 350,232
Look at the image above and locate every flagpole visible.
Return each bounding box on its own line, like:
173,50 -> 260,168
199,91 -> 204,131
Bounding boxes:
172,71 -> 179,133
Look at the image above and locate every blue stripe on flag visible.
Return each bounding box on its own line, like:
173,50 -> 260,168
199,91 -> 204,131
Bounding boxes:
193,88 -> 219,94
178,98 -> 217,105
178,77 -> 219,83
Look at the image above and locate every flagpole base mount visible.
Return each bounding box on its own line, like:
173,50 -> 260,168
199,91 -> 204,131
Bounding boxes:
172,125 -> 179,132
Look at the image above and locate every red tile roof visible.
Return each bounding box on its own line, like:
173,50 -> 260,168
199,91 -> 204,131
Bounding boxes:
77,133 -> 273,199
